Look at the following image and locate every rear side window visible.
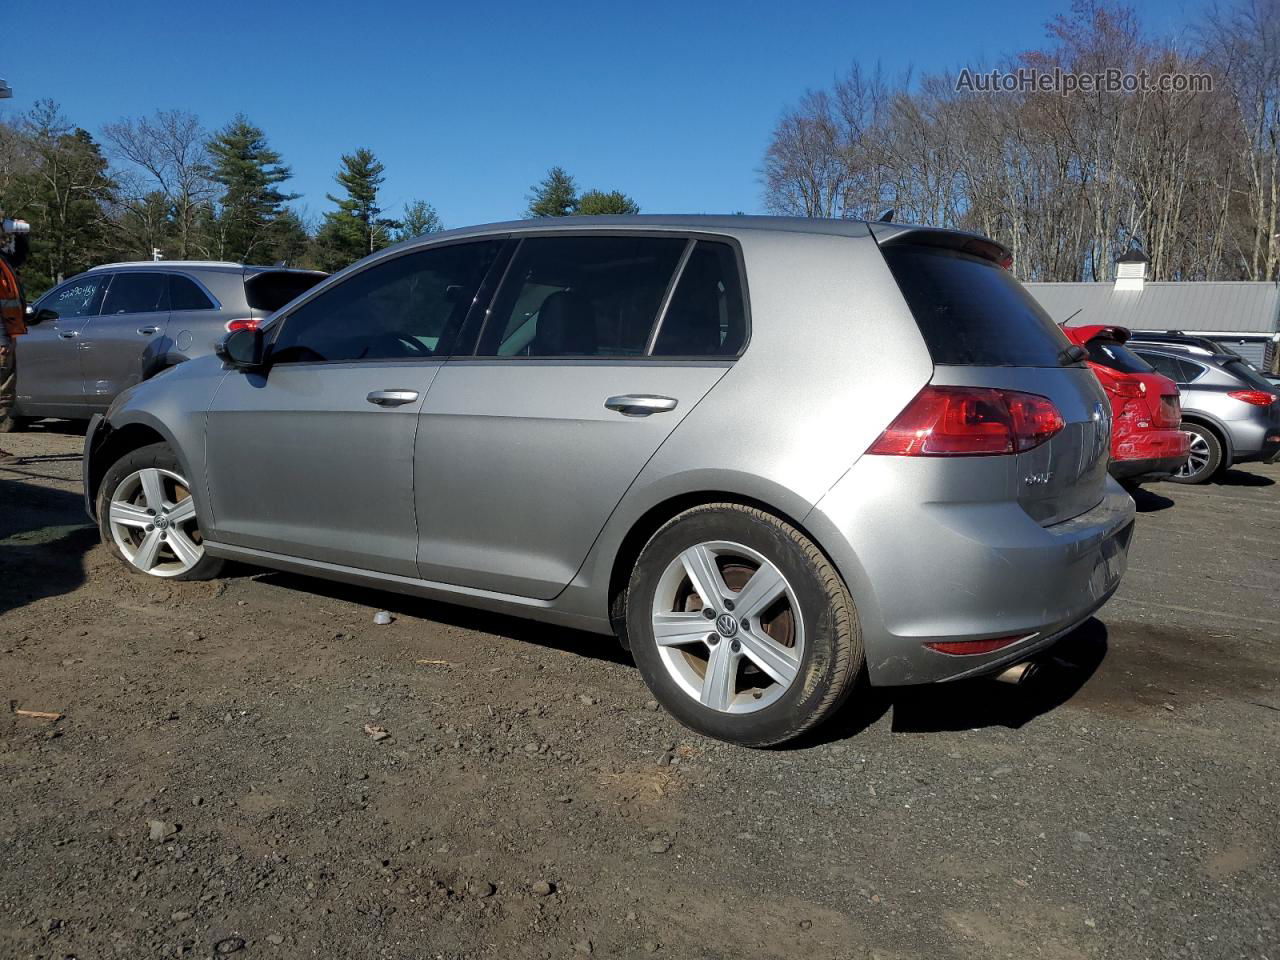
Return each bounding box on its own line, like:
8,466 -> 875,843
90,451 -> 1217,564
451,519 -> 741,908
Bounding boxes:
1085,338 -> 1154,374
881,243 -> 1072,366
478,236 -> 686,357
245,271 -> 327,312
1134,351 -> 1203,384
101,272 -> 170,314
1224,359 -> 1277,393
169,274 -> 215,311
652,241 -> 747,357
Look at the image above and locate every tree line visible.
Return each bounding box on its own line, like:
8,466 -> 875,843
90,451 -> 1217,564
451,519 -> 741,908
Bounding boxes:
763,0 -> 1280,282
0,99 -> 638,297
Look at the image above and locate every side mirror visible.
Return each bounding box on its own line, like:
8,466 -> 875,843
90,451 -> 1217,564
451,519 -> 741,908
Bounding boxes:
215,327 -> 266,370
25,306 -> 58,325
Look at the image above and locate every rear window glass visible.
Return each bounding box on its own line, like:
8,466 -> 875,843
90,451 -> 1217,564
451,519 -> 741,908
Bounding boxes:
880,243 -> 1072,367
245,271 -> 327,313
1085,338 -> 1154,374
1224,359 -> 1277,393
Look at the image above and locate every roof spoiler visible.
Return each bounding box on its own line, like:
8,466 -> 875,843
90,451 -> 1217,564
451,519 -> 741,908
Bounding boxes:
869,222 -> 1013,269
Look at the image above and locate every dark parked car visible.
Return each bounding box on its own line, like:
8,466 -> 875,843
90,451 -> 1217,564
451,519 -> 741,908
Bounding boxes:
1128,345 -> 1280,483
9,261 -> 324,428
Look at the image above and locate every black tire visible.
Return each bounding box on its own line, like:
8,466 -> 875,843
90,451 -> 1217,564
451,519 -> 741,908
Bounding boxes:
626,503 -> 862,748
96,442 -> 224,581
1168,422 -> 1224,485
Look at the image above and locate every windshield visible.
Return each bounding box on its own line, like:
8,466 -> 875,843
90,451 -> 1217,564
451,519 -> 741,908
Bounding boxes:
1085,338 -> 1155,374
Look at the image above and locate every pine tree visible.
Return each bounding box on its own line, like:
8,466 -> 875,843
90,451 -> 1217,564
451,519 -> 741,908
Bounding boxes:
206,116 -> 296,263
525,166 -> 578,217
315,148 -> 398,270
396,199 -> 443,241
575,189 -> 640,216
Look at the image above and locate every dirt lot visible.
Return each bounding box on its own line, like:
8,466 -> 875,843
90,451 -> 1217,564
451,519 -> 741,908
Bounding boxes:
2,423 -> 1278,960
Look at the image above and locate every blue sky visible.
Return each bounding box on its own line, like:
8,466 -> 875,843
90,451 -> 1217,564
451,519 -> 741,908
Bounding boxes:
3,0 -> 1203,228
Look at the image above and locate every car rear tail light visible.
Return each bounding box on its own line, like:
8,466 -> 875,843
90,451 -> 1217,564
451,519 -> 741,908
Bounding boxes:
225,317 -> 260,333
868,386 -> 1065,457
1111,379 -> 1145,399
924,635 -> 1035,656
1227,390 -> 1277,407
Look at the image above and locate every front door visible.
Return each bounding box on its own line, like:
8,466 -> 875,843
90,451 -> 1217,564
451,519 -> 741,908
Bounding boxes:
15,274 -> 109,413
203,238 -> 505,576
79,271 -> 171,407
415,234 -> 749,599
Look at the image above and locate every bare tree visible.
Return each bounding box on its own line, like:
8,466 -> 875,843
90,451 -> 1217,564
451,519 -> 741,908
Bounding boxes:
102,109 -> 214,259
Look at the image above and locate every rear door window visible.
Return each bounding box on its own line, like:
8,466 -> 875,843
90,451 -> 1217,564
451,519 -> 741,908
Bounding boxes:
880,243 -> 1072,367
1085,338 -> 1155,374
101,272 -> 170,315
478,235 -> 686,357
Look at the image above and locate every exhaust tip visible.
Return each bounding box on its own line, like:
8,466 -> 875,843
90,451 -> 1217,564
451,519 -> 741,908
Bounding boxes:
994,661 -> 1038,685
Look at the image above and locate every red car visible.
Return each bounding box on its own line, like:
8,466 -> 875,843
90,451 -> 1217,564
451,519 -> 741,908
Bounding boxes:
1065,325 -> 1190,485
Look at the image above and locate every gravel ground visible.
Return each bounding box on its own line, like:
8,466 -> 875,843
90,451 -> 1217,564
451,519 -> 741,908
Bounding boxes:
2,423 -> 1278,960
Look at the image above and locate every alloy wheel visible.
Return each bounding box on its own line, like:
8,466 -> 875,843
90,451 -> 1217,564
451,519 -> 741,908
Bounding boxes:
650,540 -> 805,714
1176,433 -> 1211,480
107,467 -> 205,577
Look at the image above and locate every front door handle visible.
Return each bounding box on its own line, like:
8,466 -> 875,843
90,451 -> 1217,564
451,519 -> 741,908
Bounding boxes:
367,389 -> 420,407
138,326 -> 159,335
58,330 -> 78,340
605,394 -> 679,417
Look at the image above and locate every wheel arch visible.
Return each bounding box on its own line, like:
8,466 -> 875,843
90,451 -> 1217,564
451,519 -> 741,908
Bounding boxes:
86,415 -> 189,519
605,489 -> 843,645
1180,412 -> 1233,466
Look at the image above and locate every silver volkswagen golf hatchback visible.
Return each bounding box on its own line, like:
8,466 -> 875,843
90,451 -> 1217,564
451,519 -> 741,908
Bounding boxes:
82,216 -> 1135,747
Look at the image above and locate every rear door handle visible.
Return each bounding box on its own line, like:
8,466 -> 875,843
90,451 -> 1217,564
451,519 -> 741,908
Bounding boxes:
605,394 -> 678,417
58,331 -> 78,340
138,326 -> 159,335
366,389 -> 420,407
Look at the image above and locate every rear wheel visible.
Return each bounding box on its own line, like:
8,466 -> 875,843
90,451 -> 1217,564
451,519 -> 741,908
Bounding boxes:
626,503 -> 862,748
97,442 -> 223,580
1168,422 -> 1223,484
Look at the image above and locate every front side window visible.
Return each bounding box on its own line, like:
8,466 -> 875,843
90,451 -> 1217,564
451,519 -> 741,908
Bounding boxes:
101,272 -> 170,315
651,241 -> 747,356
270,240 -> 503,364
40,275 -> 106,318
478,235 -> 686,357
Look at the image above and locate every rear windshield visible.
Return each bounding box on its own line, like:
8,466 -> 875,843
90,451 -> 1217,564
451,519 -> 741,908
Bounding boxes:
244,270 -> 326,313
880,243 -> 1072,367
1085,338 -> 1155,374
1224,359 -> 1278,393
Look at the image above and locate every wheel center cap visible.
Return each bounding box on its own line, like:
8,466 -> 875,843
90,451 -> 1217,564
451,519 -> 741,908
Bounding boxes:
154,515 -> 170,530
715,613 -> 739,638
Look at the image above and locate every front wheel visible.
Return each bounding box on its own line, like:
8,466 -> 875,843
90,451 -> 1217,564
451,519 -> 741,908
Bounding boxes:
1168,422 -> 1223,484
626,503 -> 862,748
97,442 -> 224,580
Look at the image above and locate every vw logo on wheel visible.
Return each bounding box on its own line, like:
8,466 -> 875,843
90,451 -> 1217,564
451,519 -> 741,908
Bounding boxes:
715,613 -> 739,638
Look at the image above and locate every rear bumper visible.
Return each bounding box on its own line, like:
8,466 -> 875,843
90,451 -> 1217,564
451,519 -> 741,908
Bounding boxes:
808,462 -> 1136,687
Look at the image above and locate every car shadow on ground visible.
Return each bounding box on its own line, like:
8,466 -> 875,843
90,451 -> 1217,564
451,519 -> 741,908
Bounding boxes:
249,570 -> 636,666
801,618 -> 1110,747
0,477 -> 96,617
1214,468 -> 1275,487
1129,486 -> 1176,513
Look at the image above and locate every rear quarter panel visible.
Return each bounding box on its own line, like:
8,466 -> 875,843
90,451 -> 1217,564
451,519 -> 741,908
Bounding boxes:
562,229 -> 934,621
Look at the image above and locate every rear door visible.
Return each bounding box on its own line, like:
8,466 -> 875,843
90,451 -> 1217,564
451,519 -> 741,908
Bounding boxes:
79,271 -> 171,405
15,274 -> 108,411
414,234 -> 748,598
879,239 -> 1111,526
